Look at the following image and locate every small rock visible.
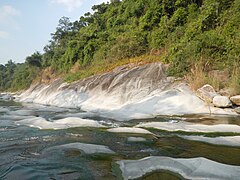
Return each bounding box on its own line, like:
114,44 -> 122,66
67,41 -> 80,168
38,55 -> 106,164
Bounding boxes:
196,84 -> 219,103
230,95 -> 240,106
234,107 -> 240,114
213,96 -> 232,108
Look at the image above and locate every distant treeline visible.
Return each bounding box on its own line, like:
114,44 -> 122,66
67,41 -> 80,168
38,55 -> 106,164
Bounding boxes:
1,0 -> 239,91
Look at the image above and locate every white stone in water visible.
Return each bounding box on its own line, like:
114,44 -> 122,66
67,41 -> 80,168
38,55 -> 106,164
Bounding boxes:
127,137 -> 147,142
8,109 -> 36,116
53,112 -> 97,119
117,156 -> 240,180
213,95 -> 232,108
136,121 -> 240,133
44,142 -> 115,154
107,127 -> 153,134
16,117 -> 105,130
180,135 -> 240,147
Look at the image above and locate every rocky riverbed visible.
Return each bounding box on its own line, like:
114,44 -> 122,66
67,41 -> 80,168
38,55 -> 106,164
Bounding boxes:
1,62 -> 240,179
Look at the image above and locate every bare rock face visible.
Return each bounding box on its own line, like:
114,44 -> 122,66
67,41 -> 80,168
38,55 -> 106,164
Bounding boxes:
213,96 -> 232,108
68,63 -> 174,104
230,95 -> 240,106
16,62 -> 238,120
196,84 -> 219,103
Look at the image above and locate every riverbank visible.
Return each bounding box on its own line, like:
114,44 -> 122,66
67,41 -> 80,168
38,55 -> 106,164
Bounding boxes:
13,62 -> 239,121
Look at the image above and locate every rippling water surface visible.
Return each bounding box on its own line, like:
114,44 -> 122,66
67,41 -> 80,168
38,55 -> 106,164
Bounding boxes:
0,99 -> 240,180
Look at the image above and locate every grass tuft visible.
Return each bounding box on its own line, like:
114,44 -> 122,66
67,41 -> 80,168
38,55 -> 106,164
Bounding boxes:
65,54 -> 163,82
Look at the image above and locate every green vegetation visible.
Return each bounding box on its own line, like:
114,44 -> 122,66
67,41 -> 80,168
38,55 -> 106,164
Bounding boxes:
0,52 -> 42,91
0,0 -> 239,92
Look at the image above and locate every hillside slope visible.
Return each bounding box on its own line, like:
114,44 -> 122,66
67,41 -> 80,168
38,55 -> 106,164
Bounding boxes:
0,0 -> 239,92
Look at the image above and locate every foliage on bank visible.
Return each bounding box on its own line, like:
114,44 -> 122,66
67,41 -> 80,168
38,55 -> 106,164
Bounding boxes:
0,0 -> 239,92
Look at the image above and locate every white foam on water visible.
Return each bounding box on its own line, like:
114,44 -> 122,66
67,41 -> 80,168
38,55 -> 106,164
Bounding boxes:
180,135 -> 240,147
117,156 -> 240,180
107,127 -> 153,134
66,133 -> 83,137
16,117 -> 106,130
44,142 -> 115,154
136,121 -> 240,133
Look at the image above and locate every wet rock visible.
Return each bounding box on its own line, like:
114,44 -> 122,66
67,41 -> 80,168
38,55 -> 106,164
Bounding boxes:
196,84 -> 219,103
127,137 -> 147,142
230,95 -> 240,106
213,96 -> 232,108
44,142 -> 115,155
0,93 -> 13,101
107,127 -> 153,134
117,156 -> 240,180
180,135 -> 240,147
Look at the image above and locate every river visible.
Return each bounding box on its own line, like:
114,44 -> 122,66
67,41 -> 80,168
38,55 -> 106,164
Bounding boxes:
0,99 -> 240,180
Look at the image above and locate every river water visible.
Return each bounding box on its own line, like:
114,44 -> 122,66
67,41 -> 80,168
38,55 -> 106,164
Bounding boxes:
0,99 -> 240,180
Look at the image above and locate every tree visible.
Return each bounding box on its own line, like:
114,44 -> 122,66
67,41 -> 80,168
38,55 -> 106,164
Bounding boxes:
26,51 -> 42,67
51,17 -> 72,42
110,0 -> 120,3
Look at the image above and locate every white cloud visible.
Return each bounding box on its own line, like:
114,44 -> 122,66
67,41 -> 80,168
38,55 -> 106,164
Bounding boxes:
0,5 -> 21,22
51,0 -> 109,12
51,0 -> 84,12
0,31 -> 9,39
97,0 -> 109,4
0,5 -> 20,39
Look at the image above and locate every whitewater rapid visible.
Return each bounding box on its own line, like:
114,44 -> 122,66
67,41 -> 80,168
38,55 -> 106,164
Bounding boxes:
1,91 -> 240,179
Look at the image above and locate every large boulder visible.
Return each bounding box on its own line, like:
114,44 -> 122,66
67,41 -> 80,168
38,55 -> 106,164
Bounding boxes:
234,107 -> 240,114
213,96 -> 232,108
196,84 -> 218,103
230,95 -> 240,106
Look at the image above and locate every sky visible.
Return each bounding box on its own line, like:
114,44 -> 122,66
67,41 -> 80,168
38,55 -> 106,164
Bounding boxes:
0,0 -> 108,65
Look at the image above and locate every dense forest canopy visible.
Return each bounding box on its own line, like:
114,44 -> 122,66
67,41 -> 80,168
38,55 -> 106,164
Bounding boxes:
0,0 -> 239,92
